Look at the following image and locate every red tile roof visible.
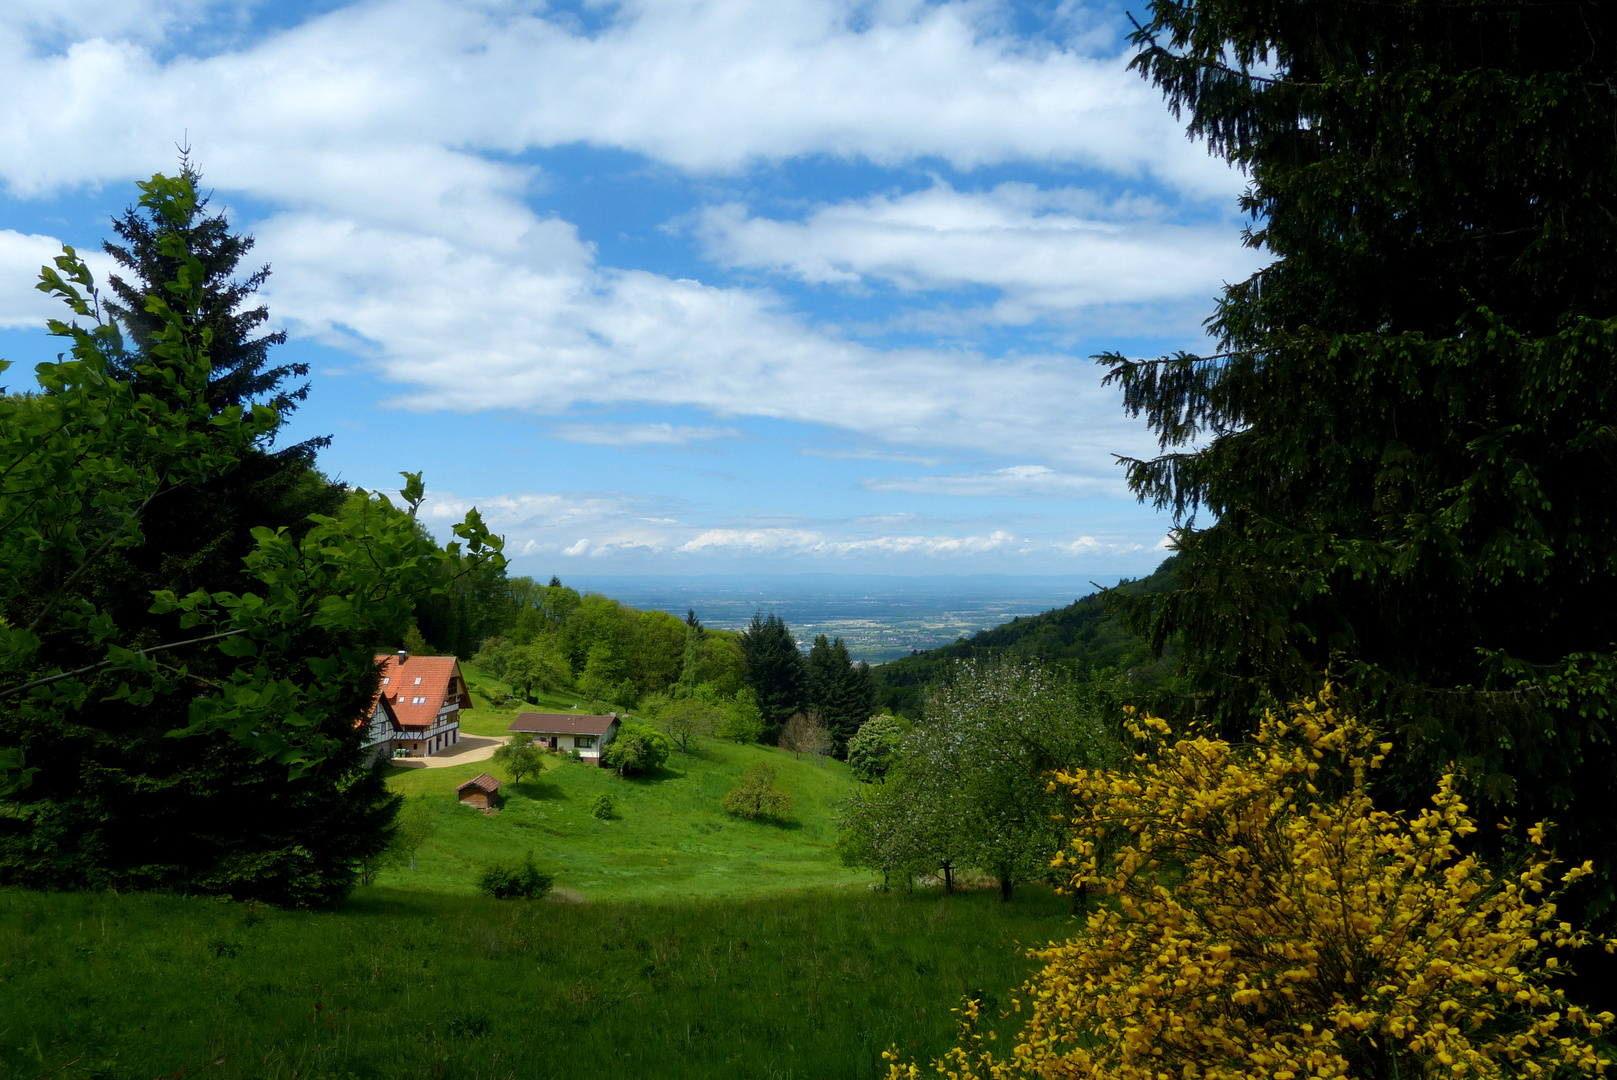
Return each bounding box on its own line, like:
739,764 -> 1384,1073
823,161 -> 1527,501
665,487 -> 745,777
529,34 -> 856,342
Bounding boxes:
508,712 -> 619,737
456,773 -> 501,794
374,653 -> 472,730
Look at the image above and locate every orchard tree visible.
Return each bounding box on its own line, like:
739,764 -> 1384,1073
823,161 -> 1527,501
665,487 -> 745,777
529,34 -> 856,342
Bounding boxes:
720,762 -> 793,821
1098,0 -> 1617,921
839,658 -> 1114,898
651,695 -> 720,755
493,733 -> 544,783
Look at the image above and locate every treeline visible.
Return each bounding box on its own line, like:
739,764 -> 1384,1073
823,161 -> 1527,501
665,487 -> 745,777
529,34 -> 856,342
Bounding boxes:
440,579 -> 876,755
869,558 -> 1179,718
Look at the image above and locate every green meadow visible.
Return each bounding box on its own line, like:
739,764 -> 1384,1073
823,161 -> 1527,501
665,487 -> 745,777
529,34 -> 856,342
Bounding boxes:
0,664 -> 1070,1078
0,886 -> 1070,1080
383,741 -> 869,901
388,661 -> 868,900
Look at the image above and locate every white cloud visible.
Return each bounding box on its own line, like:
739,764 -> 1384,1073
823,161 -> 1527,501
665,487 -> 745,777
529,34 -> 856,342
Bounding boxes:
697,182 -> 1261,322
0,0 -> 1237,195
0,229 -> 71,329
0,0 -> 1226,477
550,422 -> 743,446
861,463 -> 1119,498
249,210 -> 1157,466
413,484 -> 1157,568
0,229 -> 119,330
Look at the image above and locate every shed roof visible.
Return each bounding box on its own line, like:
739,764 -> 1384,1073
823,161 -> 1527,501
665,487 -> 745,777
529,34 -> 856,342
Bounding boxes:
373,653 -> 472,730
509,712 -> 619,737
455,773 -> 501,794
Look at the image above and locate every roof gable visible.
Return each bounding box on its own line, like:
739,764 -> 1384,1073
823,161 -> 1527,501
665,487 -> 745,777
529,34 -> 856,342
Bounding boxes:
374,653 -> 472,729
455,773 -> 501,793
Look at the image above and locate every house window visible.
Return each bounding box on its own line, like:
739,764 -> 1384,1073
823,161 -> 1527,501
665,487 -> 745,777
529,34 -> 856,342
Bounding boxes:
414,677 -> 423,686
381,677 -> 390,685
576,736 -> 594,749
447,678 -> 458,694
412,696 -> 427,705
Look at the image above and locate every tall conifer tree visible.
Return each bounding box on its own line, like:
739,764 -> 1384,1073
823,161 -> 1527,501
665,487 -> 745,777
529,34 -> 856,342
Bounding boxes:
740,613 -> 805,741
1102,1 -> 1617,920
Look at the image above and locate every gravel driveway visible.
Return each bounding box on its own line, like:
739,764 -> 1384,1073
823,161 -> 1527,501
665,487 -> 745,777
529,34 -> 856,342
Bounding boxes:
391,734 -> 510,769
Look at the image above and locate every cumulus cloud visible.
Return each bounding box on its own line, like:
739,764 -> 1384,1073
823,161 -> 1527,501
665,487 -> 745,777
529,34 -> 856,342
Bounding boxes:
0,0 -> 1229,489
861,464 -> 1119,497
0,0 -> 1237,194
697,182 -> 1261,322
245,210 -> 1157,465
414,485 -> 1155,568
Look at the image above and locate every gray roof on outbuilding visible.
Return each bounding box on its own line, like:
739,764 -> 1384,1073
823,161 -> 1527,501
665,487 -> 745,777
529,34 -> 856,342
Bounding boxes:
508,712 -> 618,736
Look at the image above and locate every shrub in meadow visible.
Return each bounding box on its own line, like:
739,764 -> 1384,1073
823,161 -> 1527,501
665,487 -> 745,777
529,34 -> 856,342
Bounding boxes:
477,853 -> 552,900
589,792 -> 614,820
887,693 -> 1613,1080
722,763 -> 793,822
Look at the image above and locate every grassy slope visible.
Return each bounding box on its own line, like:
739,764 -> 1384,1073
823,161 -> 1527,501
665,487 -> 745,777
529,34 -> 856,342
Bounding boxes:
0,885 -> 1075,1080
455,661 -> 589,737
381,740 -> 870,901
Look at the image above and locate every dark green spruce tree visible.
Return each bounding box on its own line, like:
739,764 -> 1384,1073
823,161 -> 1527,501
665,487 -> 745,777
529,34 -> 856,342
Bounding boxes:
740,613 -> 805,741
103,156 -> 315,441
804,634 -> 876,758
0,168 -> 398,905
1101,1 -> 1617,924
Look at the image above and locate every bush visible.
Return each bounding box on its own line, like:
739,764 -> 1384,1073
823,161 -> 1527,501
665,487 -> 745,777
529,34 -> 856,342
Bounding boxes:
893,695 -> 1615,1080
601,722 -> 670,777
716,687 -> 768,744
721,763 -> 793,821
589,792 -> 614,820
846,713 -> 905,782
476,853 -> 552,900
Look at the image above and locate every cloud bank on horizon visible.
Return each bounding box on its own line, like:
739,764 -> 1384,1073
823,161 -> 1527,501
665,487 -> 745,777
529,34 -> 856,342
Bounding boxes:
0,0 -> 1258,576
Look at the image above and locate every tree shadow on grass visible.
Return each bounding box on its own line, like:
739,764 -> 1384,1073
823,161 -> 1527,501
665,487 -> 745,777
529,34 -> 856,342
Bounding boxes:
506,777 -> 565,802
615,764 -> 685,785
723,812 -> 803,832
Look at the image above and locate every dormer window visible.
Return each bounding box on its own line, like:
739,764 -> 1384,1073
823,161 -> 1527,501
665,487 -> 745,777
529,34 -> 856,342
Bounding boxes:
412,696 -> 427,705
414,677 -> 423,686
381,677 -> 390,686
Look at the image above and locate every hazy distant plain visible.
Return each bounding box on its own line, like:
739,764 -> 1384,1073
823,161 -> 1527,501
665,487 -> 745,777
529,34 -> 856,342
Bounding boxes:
563,574 -> 1105,663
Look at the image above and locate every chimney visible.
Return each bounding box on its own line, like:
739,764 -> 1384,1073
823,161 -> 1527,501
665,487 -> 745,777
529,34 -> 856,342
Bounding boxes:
397,649 -> 408,665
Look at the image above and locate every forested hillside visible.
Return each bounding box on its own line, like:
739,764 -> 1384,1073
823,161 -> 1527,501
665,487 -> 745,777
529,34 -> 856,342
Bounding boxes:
870,557 -> 1178,718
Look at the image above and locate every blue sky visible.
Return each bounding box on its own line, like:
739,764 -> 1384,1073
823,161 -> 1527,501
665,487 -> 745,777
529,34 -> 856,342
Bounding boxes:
0,0 -> 1259,579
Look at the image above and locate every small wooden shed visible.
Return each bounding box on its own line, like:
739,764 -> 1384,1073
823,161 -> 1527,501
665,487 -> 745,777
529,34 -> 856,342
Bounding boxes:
455,773 -> 502,813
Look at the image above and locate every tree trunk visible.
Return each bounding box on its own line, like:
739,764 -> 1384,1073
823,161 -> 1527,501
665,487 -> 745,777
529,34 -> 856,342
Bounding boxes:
999,874 -> 1013,902
942,862 -> 954,894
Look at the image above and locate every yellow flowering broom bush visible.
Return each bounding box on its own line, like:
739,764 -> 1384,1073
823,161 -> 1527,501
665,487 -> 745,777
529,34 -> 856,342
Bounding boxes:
888,695 -> 1612,1080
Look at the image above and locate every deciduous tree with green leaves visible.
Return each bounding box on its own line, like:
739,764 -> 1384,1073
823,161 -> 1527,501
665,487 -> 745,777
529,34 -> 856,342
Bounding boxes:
493,733 -> 545,783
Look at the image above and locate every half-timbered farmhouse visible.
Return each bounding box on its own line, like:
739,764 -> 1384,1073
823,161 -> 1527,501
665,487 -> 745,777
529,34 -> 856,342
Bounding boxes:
374,651 -> 472,757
